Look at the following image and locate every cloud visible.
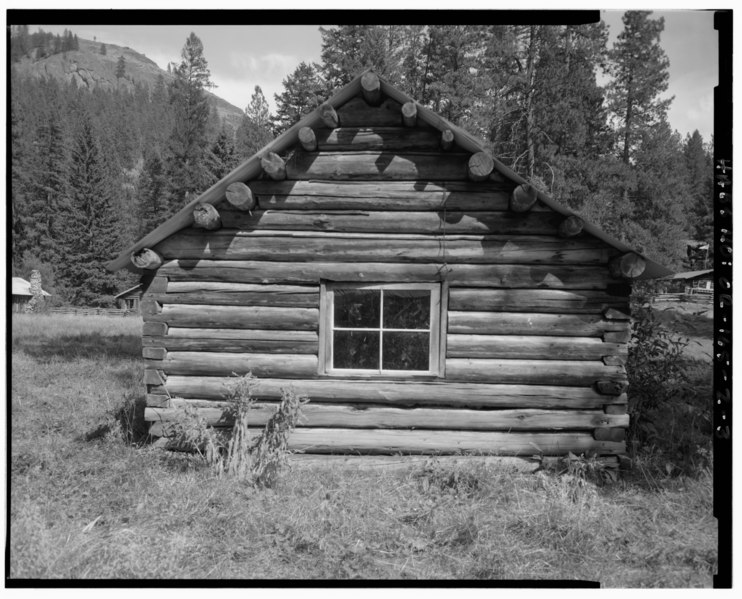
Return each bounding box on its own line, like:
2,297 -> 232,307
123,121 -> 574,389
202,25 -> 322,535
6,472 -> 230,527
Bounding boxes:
228,52 -> 300,78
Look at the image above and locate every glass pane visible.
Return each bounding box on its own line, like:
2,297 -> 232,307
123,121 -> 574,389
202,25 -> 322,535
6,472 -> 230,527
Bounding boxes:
383,290 -> 430,329
334,289 -> 380,328
333,331 -> 380,370
382,332 -> 429,371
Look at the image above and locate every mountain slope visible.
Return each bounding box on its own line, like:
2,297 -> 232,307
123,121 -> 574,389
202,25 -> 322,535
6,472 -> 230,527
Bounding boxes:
14,37 -> 244,131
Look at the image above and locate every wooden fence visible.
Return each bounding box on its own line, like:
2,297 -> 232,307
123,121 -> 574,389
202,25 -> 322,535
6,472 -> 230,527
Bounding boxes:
48,307 -> 138,317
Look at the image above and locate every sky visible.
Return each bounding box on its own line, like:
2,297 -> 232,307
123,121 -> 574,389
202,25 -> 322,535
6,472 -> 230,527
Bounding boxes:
29,11 -> 718,141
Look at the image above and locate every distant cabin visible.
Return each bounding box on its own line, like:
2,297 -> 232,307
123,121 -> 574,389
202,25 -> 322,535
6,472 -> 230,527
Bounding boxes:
12,277 -> 51,313
107,70 -> 671,460
663,269 -> 714,297
114,284 -> 143,313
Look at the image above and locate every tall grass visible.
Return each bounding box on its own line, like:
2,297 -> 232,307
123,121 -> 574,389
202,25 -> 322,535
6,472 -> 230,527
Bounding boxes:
9,312 -> 716,584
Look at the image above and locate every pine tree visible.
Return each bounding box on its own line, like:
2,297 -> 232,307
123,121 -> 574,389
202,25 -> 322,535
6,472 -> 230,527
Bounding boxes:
137,148 -> 168,235
208,126 -> 238,182
236,85 -> 274,157
683,130 -> 713,244
272,62 -> 325,133
115,54 -> 126,79
606,11 -> 672,164
163,32 -> 214,216
57,113 -> 121,306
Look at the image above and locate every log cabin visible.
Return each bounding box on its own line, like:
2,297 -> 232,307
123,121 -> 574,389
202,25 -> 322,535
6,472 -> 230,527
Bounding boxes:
107,70 -> 672,460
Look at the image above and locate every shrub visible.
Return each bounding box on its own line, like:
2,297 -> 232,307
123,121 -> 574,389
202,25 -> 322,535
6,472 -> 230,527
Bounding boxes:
627,294 -> 689,445
166,373 -> 308,487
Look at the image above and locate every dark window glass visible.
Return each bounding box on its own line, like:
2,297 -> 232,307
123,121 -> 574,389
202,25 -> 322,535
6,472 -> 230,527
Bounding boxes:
382,332 -> 429,371
333,330 -> 380,369
334,289 -> 380,328
383,290 -> 430,329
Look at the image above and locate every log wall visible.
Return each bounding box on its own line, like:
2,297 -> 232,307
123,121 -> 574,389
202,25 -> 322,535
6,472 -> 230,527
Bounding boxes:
141,91 -> 631,457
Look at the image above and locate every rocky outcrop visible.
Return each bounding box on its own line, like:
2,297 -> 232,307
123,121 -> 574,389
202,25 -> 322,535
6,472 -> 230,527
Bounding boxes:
15,36 -> 244,130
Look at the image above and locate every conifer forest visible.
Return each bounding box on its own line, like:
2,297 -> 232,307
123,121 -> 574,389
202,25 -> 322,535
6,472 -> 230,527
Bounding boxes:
10,17 -> 714,307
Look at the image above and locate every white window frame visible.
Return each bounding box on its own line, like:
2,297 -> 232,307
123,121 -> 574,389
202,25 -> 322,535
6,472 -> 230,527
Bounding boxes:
319,282 -> 444,378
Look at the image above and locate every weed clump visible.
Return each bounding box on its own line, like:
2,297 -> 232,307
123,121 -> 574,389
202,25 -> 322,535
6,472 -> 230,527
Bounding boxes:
168,373 -> 308,487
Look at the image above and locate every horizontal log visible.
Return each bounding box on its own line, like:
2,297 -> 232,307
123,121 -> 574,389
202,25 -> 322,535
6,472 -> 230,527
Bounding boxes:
361,71 -> 382,106
192,202 -> 221,230
146,402 -> 628,431
225,181 -> 256,211
298,126 -> 317,152
337,96 -> 403,127
148,276 -> 169,293
153,352 -> 318,377
131,248 -> 162,270
144,329 -> 318,354
510,184 -> 539,213
243,428 -> 627,456
142,347 -> 167,360
159,376 -> 628,408
218,209 -> 564,235
609,252 -> 646,279
603,331 -> 631,343
260,152 -> 286,181
285,151 -> 473,181
467,152 -> 495,183
157,231 -> 611,265
248,179 -> 514,198
319,102 -> 339,128
593,427 -> 625,442
596,380 -> 628,396
401,101 -> 417,127
448,312 -> 630,337
312,127 -> 443,152
159,260 -> 613,289
143,322 -> 168,336
151,285 -> 318,307
143,369 -> 166,385
144,337 -> 316,354
440,129 -> 455,151
558,215 -> 584,238
147,304 -> 318,330
445,358 -> 626,386
447,335 -> 627,360
604,404 -> 628,415
449,288 -> 630,314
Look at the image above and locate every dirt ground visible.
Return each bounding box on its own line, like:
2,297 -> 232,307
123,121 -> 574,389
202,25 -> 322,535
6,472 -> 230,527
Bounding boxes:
650,300 -> 713,362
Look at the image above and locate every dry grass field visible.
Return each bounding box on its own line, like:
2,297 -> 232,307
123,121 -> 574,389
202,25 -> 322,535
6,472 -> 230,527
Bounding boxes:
9,310 -> 716,584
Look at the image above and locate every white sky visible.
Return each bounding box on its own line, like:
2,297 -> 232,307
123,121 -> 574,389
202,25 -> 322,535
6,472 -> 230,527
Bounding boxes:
25,10 -> 718,141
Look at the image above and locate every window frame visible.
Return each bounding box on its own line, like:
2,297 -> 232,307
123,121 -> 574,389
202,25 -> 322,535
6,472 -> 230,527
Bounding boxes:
319,282 -> 445,378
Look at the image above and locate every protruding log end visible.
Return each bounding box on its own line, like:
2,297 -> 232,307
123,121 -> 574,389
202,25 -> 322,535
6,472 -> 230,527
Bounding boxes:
440,129 -> 455,151
467,151 -> 494,182
319,102 -> 339,128
298,126 -> 317,152
361,71 -> 382,106
401,101 -> 417,127
260,152 -> 287,181
609,252 -> 646,279
225,181 -> 256,211
595,380 -> 628,396
510,183 -> 539,212
603,307 -> 630,321
192,202 -> 221,230
602,355 -> 626,366
558,215 -> 584,237
593,427 -> 625,442
131,248 -> 162,270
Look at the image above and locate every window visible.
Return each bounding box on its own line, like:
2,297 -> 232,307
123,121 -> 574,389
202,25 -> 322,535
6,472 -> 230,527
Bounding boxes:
320,283 -> 442,376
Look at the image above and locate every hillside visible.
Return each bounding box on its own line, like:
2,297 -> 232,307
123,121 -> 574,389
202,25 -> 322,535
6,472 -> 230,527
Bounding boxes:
13,36 -> 244,131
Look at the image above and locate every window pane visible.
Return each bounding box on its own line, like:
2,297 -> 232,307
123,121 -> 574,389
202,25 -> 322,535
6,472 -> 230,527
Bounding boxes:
333,331 -> 380,370
382,332 -> 429,371
383,290 -> 430,329
334,289 -> 380,328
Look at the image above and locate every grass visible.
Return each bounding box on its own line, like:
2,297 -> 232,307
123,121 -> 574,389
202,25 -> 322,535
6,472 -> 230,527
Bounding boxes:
9,312 -> 717,584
